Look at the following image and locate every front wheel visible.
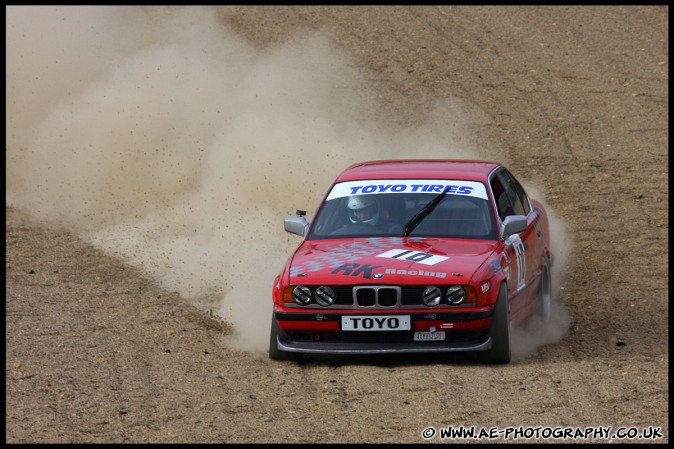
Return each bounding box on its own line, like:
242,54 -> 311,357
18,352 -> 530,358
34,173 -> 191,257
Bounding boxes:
268,316 -> 302,362
483,283 -> 511,364
268,316 -> 288,361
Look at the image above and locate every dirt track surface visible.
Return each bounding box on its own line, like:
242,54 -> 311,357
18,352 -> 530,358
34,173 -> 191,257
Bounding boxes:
6,6 -> 668,443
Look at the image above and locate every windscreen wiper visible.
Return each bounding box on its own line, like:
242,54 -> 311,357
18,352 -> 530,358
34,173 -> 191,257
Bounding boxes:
402,186 -> 451,237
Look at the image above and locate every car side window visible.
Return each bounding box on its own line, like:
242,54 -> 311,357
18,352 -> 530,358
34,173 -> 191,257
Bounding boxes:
490,176 -> 512,221
510,173 -> 531,216
496,171 -> 527,217
501,170 -> 531,216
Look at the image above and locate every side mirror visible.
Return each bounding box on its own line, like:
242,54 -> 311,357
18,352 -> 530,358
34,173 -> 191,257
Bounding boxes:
502,215 -> 527,238
284,211 -> 309,237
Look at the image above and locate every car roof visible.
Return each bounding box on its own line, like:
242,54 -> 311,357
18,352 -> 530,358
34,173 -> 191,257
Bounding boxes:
334,159 -> 502,182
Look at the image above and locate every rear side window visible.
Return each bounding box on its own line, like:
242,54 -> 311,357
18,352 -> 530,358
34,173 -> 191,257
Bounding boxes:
491,169 -> 530,220
502,170 -> 530,216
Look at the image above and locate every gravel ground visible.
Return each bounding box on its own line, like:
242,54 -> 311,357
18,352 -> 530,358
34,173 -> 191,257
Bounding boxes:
6,5 -> 668,444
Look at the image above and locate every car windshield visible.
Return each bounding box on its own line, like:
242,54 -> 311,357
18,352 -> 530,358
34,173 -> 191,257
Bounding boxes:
307,179 -> 498,240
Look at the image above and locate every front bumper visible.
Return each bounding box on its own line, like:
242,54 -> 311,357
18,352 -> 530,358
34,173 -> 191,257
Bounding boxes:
273,307 -> 494,355
276,336 -> 493,354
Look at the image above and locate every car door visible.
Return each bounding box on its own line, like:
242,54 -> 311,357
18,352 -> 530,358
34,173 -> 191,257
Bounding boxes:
490,169 -> 540,322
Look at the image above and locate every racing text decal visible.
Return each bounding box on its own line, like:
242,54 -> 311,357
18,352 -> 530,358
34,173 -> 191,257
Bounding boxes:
325,179 -> 489,201
331,263 -> 382,279
384,268 -> 447,278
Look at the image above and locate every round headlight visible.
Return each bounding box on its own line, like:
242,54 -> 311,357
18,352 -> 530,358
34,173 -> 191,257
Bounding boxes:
292,286 -> 312,306
315,286 -> 336,306
446,285 -> 466,305
422,286 -> 442,307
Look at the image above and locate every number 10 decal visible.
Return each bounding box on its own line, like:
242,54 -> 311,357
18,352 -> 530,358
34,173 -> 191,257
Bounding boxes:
376,249 -> 449,266
509,235 -> 526,290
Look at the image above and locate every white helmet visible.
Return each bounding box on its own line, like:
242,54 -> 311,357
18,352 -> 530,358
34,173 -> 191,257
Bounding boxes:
347,195 -> 380,225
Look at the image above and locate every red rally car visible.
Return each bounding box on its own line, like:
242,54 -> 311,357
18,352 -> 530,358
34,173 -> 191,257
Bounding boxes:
270,160 -> 553,363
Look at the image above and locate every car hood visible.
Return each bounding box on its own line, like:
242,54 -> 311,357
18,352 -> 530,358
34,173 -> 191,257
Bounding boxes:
288,237 -> 498,285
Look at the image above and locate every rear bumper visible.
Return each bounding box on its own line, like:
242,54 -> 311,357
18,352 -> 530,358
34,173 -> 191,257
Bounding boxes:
273,306 -> 494,355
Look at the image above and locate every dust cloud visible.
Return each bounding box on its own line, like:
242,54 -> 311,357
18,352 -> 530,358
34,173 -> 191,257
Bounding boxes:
6,6 -> 571,358
509,181 -> 573,362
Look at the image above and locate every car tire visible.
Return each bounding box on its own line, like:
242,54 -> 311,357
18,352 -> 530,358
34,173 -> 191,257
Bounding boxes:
268,316 -> 288,361
536,262 -> 552,322
483,283 -> 511,364
269,316 -> 303,362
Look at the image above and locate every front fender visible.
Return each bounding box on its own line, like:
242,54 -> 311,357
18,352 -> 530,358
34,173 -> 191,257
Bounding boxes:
470,253 -> 509,307
272,274 -> 282,305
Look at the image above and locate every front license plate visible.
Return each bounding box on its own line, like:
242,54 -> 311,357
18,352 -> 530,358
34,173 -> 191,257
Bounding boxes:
341,315 -> 411,331
414,331 -> 446,341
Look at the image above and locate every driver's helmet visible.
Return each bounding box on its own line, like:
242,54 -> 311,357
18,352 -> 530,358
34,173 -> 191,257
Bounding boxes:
347,195 -> 380,225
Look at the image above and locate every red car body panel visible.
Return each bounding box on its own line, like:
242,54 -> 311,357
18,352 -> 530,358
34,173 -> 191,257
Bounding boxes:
334,159 -> 501,182
288,238 -> 499,285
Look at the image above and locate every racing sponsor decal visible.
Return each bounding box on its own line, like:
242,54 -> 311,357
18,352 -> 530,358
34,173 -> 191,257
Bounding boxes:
509,234 -> 526,290
289,238 -> 399,277
331,263 -> 382,279
325,179 -> 488,201
384,268 -> 447,278
341,315 -> 411,331
489,259 -> 502,273
376,249 -> 449,266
